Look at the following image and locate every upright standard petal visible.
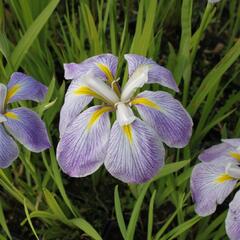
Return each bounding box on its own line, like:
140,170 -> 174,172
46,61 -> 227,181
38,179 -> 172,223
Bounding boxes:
124,54 -> 179,92
132,90 -> 193,148
59,80 -> 93,137
4,108 -> 50,152
64,54 -> 118,82
6,72 -> 47,103
191,159 -> 237,217
226,191 -> 240,240
0,84 -> 7,113
57,105 -> 112,177
104,119 -> 165,183
0,125 -> 19,168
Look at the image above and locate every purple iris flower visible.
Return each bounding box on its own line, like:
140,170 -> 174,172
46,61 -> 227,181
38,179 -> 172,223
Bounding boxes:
57,54 -> 193,183
191,139 -> 240,240
0,72 -> 51,168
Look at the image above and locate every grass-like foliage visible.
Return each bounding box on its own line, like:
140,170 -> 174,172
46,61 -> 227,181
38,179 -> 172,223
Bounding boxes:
0,0 -> 239,239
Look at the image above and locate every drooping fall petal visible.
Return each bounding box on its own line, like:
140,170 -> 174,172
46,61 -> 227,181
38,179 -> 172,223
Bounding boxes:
104,119 -> 165,183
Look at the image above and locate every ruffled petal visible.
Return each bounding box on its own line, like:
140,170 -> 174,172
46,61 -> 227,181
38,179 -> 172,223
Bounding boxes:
190,160 -> 237,217
132,90 -> 193,148
64,54 -> 118,82
4,108 -> 50,152
104,118 -> 165,183
0,84 -> 7,113
59,80 -> 93,137
6,72 -> 47,103
226,190 -> 240,240
0,125 -> 19,168
124,54 -> 179,92
57,105 -> 112,177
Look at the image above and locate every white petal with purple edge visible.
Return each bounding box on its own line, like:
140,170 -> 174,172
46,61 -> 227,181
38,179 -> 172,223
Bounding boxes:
132,90 -> 193,148
190,159 -> 237,217
199,142 -> 235,162
124,54 -> 179,92
222,138 -> 240,149
226,190 -> 240,240
104,119 -> 165,183
0,125 -> 19,168
4,108 -> 50,152
7,72 -> 47,103
57,105 -> 111,177
0,84 -> 7,113
59,80 -> 93,137
64,54 -> 118,81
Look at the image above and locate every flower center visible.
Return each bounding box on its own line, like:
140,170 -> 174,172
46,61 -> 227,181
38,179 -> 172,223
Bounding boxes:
225,162 -> 240,179
116,102 -> 136,126
82,72 -> 119,104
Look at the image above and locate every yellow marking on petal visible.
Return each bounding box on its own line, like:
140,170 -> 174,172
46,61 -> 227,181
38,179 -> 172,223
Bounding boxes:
122,124 -> 133,144
4,112 -> 19,120
215,174 -> 234,183
6,84 -> 21,102
96,63 -> 120,96
96,63 -> 114,82
131,97 -> 160,111
229,151 -> 240,161
87,106 -> 113,130
73,86 -> 108,103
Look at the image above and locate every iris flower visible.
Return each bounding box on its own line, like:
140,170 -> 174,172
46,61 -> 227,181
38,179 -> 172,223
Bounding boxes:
57,54 -> 193,183
191,139 -> 240,240
0,72 -> 50,168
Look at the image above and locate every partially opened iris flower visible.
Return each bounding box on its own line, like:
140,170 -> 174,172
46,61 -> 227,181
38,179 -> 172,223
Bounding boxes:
0,72 -> 50,168
191,139 -> 240,240
57,54 -> 193,183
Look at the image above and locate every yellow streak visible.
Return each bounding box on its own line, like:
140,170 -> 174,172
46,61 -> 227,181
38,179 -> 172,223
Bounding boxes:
131,97 -> 160,111
229,151 -> 240,161
122,124 -> 133,144
87,106 -> 113,130
6,84 -> 21,102
96,63 -> 120,96
215,174 -> 234,183
73,86 -> 107,102
96,63 -> 114,82
4,112 -> 19,120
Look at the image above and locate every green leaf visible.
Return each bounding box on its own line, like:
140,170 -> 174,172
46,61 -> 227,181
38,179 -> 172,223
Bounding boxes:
0,201 -> 12,240
70,218 -> 103,240
152,160 -> 190,181
187,39 -> 240,116
114,185 -> 127,240
23,198 -> 39,240
126,182 -> 151,240
147,190 -> 156,240
5,0 -> 60,75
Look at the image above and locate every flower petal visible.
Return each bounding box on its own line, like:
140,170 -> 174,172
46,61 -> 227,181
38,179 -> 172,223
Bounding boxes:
64,54 -> 118,82
124,54 -> 179,92
57,105 -> 112,177
190,160 -> 237,217
132,90 -> 193,148
226,190 -> 240,240
0,84 -> 7,113
6,72 -> 47,103
222,138 -> 240,148
199,142 -> 235,162
0,125 -> 19,168
4,108 -> 50,152
104,119 -> 165,183
59,80 -> 93,137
